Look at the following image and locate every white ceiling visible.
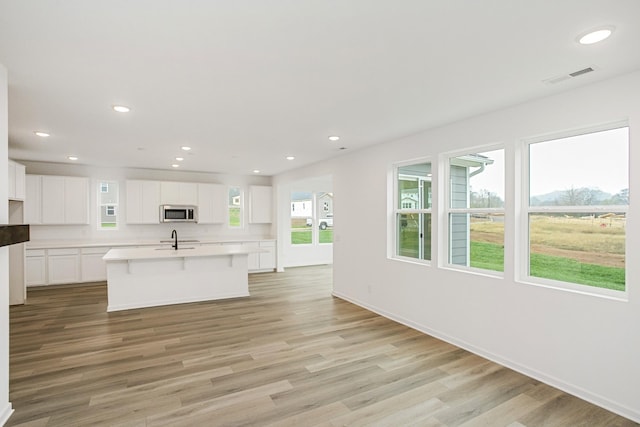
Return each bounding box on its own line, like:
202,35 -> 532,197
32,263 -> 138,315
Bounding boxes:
2,1 -> 639,176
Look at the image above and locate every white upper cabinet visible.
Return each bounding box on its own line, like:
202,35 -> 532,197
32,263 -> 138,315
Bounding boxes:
24,174 -> 42,224
63,177 -> 89,224
126,180 -> 161,224
27,175 -> 89,225
8,160 -> 25,200
160,181 -> 198,205
249,185 -> 272,223
197,183 -> 226,224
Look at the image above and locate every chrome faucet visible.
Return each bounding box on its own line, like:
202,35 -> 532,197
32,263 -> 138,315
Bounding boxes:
171,229 -> 178,250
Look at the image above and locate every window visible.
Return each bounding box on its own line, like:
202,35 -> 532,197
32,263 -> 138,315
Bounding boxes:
526,125 -> 628,293
290,191 -> 334,245
291,191 -> 313,245
394,161 -> 432,261
98,180 -> 118,229
446,149 -> 504,272
228,186 -> 242,227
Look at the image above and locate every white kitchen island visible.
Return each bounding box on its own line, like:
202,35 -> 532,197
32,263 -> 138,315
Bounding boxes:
103,245 -> 258,312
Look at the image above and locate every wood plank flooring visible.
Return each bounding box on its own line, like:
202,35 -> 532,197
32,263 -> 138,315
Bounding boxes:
7,265 -> 637,426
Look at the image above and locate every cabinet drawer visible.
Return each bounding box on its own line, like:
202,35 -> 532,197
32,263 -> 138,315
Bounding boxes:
26,249 -> 46,257
81,247 -> 110,255
48,248 -> 80,256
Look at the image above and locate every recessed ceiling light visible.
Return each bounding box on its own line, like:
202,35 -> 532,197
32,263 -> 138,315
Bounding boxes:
286,156 -> 295,160
171,164 -> 180,168
34,131 -> 50,137
175,157 -> 184,161
181,146 -> 192,151
67,156 -> 78,161
328,135 -> 340,141
578,27 -> 614,45
253,169 -> 260,174
112,105 -> 131,113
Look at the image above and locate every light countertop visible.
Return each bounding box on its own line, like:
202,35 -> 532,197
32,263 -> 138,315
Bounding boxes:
103,245 -> 266,262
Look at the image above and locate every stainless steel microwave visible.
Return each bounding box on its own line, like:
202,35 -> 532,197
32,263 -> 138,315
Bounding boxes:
160,205 -> 198,223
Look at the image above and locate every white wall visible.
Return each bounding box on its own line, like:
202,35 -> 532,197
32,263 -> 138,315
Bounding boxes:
279,71 -> 640,422
19,161 -> 274,243
1,64 -> 14,425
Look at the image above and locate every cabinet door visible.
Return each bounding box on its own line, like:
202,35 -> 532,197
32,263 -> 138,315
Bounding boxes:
24,175 -> 42,224
14,162 -> 26,200
41,176 -> 66,224
26,251 -> 46,286
249,185 -> 272,223
141,181 -> 161,223
197,183 -> 226,224
161,181 -> 197,205
126,180 -> 160,224
242,242 -> 260,271
259,241 -> 276,270
47,249 -> 80,285
81,248 -> 110,282
64,177 -> 89,224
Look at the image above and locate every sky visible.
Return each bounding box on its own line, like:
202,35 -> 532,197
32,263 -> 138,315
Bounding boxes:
468,126 -> 628,200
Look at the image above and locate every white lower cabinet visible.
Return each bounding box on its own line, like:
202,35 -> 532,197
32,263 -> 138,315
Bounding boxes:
242,242 -> 261,270
259,241 -> 276,270
81,247 -> 110,282
26,250 -> 46,286
47,248 -> 80,285
26,239 -> 276,285
242,240 -> 276,272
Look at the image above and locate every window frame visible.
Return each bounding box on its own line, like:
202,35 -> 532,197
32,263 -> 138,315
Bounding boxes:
520,122 -> 628,299
97,180 -> 118,231
391,158 -> 433,265
442,145 -> 505,276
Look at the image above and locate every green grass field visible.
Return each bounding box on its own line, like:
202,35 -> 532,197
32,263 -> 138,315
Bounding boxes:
399,214 -> 625,291
291,229 -> 333,244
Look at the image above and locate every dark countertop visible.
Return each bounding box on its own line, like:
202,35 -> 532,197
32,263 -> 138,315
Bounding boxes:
0,224 -> 30,248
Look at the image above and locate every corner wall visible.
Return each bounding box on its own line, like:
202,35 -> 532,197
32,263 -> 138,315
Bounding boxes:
279,71 -> 640,422
1,64 -> 14,425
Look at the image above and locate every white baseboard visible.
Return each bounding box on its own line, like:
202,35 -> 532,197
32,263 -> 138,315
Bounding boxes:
332,290 -> 640,424
0,402 -> 14,427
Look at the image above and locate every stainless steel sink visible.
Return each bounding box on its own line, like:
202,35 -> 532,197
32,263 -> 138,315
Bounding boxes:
159,239 -> 200,243
154,247 -> 196,251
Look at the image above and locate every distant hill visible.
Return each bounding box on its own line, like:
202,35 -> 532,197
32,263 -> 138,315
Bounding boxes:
530,187 -> 614,206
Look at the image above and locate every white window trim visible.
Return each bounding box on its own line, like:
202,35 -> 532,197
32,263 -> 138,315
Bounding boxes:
519,121 -> 629,299
441,144 -> 505,277
390,157 -> 433,265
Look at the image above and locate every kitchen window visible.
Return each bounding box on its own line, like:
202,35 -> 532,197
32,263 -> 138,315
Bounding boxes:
228,186 -> 243,228
525,124 -> 628,294
98,180 -> 118,230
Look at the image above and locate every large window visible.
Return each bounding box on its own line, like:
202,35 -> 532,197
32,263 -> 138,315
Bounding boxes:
290,191 -> 334,245
228,186 -> 242,228
447,149 -> 505,272
394,162 -> 432,261
526,125 -> 628,293
98,180 -> 118,230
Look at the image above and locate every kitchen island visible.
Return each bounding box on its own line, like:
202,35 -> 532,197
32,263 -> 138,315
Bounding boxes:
103,245 -> 259,312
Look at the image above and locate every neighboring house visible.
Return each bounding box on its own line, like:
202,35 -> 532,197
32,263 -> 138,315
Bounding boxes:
450,154 -> 494,266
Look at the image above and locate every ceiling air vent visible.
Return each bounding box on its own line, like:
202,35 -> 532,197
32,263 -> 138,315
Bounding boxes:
543,66 -> 596,85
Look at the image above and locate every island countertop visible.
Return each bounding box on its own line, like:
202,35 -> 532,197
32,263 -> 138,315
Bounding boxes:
103,245 -> 265,262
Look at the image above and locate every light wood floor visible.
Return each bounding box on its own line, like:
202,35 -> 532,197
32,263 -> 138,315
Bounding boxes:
8,265 -> 637,426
